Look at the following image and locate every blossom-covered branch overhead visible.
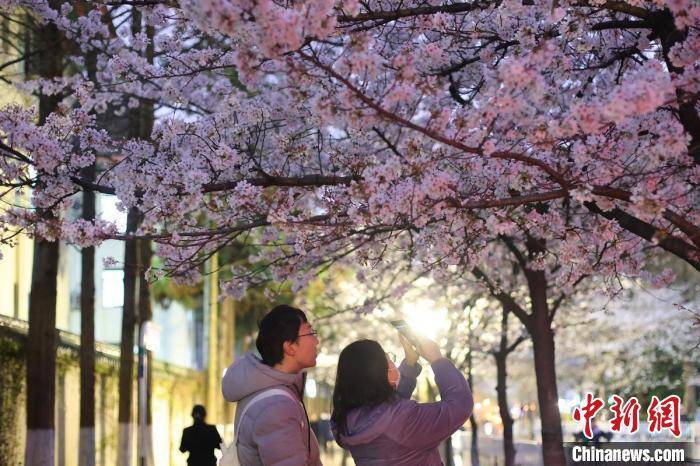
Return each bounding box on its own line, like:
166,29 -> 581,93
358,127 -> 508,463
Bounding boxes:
0,0 -> 698,291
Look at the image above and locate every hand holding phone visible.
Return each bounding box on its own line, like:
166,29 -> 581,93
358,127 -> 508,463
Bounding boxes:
398,334 -> 419,366
390,320 -> 418,344
390,320 -> 442,363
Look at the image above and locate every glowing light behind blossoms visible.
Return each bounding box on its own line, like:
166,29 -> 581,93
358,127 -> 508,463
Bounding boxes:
403,298 -> 448,340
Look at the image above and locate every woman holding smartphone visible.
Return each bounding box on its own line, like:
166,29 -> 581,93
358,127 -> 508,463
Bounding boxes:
331,330 -> 473,465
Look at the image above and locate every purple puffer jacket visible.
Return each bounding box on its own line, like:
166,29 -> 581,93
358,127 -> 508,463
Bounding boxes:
336,358 -> 473,466
222,351 -> 322,466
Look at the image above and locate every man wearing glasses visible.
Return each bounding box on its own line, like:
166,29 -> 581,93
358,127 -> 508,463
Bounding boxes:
222,305 -> 322,465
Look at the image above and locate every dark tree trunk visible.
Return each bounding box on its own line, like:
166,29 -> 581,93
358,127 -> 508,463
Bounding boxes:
119,11 -> 155,464
482,237 -> 566,466
466,308 -> 480,466
134,12 -> 155,463
494,307 -> 517,466
138,239 -> 155,466
26,237 -> 59,466
118,208 -> 141,466
469,413 -> 479,466
79,164 -> 97,466
78,19 -> 101,466
526,267 -> 565,466
444,435 -> 454,466
495,352 -> 515,466
25,2 -> 63,464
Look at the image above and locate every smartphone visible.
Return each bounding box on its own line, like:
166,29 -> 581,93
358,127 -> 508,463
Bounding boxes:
390,319 -> 410,331
390,319 -> 420,346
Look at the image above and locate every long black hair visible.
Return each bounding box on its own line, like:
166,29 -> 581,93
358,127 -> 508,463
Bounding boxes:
331,339 -> 396,437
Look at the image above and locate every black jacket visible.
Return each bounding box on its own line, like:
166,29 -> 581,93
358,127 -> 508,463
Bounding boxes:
179,422 -> 222,466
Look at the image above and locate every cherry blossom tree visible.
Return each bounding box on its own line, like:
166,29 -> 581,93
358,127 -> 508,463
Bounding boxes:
1,0 -> 699,464
8,3 -> 65,465
0,0 -> 698,280
556,282 -> 700,407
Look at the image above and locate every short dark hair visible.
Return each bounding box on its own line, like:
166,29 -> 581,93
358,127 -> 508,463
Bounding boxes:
256,305 -> 308,366
191,404 -> 206,420
331,340 -> 395,439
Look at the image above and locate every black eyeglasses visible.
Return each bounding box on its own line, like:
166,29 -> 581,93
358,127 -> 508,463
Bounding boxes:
298,329 -> 318,338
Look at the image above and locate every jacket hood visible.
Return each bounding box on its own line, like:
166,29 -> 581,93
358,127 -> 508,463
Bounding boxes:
222,351 -> 304,402
335,396 -> 400,446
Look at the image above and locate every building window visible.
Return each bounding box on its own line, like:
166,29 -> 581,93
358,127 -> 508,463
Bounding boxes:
102,269 -> 124,308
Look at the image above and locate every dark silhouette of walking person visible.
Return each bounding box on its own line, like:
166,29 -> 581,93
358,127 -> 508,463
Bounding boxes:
180,405 -> 222,466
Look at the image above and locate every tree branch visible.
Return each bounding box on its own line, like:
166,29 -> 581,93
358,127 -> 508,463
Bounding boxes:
472,266 -> 532,328
338,0 -> 491,24
584,201 -> 700,270
591,19 -> 652,30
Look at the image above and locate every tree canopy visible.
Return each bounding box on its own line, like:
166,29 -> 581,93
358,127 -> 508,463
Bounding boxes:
0,0 -> 698,294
